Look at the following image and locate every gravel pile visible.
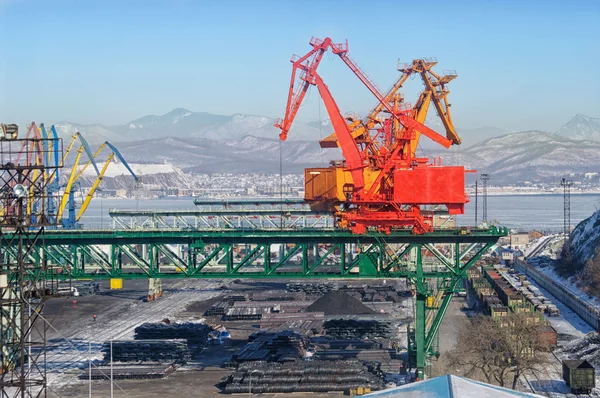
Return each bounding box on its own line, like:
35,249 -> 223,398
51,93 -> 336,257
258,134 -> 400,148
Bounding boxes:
306,291 -> 375,316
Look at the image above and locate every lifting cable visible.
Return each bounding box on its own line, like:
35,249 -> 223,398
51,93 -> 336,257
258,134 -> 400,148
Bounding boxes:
318,98 -> 325,164
279,139 -> 283,229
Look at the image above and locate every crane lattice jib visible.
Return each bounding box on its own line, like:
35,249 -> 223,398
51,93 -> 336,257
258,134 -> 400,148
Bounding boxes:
275,37 -> 333,140
334,51 -> 453,149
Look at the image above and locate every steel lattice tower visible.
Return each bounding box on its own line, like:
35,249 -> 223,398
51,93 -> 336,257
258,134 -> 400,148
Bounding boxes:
561,178 -> 573,238
0,123 -> 63,398
480,174 -> 490,223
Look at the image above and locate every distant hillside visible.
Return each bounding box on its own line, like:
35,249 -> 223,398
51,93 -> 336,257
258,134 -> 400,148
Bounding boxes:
556,114 -> 600,141
55,108 -> 331,143
111,135 -> 339,174
51,109 -> 600,180
434,131 -> 600,183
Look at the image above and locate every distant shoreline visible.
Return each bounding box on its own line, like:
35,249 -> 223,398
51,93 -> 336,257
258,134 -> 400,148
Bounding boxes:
467,191 -> 600,197
98,192 -> 600,201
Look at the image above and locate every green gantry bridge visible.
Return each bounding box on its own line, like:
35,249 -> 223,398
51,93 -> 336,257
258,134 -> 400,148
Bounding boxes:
0,226 -> 507,379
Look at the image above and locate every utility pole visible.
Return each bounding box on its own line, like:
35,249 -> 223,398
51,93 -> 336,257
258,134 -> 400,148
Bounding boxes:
480,174 -> 490,223
474,181 -> 478,225
561,178 -> 573,238
89,341 -> 92,398
110,339 -> 114,398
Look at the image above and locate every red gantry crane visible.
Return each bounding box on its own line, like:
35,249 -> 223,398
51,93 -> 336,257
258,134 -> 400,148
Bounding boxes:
275,37 -> 469,234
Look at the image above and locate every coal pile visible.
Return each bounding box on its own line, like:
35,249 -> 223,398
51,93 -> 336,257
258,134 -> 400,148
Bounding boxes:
232,330 -> 308,363
102,340 -> 190,363
220,360 -> 384,394
324,319 -> 394,339
306,291 -> 375,316
134,322 -> 213,344
557,332 -> 600,368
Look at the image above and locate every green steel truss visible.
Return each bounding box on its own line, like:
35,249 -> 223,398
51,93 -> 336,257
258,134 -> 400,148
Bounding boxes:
0,226 -> 506,379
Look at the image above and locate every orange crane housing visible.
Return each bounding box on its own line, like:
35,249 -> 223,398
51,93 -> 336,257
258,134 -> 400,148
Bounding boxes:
275,37 -> 469,234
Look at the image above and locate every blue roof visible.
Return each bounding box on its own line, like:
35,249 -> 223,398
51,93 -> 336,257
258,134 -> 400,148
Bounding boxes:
365,374 -> 544,397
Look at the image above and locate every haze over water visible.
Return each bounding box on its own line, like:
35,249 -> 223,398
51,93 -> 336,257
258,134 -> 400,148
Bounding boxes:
80,194 -> 600,232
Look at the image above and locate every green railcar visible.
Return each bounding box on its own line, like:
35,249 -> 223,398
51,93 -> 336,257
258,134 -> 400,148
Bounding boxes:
563,359 -> 595,394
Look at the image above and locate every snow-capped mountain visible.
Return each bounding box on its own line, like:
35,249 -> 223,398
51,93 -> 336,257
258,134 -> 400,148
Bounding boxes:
53,122 -> 121,144
111,108 -> 327,141
51,109 -> 600,180
433,130 -> 600,183
109,135 -> 339,174
556,114 -> 600,141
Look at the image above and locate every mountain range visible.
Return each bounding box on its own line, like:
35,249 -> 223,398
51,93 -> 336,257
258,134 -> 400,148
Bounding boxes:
53,109 -> 600,182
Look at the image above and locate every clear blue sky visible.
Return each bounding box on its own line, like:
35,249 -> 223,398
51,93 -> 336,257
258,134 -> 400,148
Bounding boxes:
1,0 -> 599,132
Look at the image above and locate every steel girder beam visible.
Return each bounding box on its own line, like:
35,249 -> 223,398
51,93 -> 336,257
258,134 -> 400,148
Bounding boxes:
3,226 -> 506,380
6,227 -> 507,281
108,209 -> 334,230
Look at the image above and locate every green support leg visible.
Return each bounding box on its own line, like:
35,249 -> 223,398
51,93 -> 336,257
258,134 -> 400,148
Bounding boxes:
415,245 -> 427,380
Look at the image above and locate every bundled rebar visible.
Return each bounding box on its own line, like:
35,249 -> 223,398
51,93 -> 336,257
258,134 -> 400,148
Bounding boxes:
222,359 -> 384,394
102,340 -> 190,363
134,322 -> 213,344
324,319 -> 394,339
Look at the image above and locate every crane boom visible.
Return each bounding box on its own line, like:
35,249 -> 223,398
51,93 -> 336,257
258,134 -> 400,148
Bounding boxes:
105,141 -> 140,183
275,37 -> 334,141
57,147 -> 83,221
74,143 -> 107,181
78,133 -> 101,175
314,74 -> 365,192
76,153 -> 115,221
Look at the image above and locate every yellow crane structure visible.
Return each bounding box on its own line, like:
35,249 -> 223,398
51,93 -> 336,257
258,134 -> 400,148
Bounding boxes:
52,131 -> 139,228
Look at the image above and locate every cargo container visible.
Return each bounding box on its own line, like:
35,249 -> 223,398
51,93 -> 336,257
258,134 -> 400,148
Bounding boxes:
563,359 -> 595,394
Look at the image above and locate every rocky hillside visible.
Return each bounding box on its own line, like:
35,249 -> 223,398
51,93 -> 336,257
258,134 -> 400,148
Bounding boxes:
558,210 -> 600,298
567,210 -> 600,266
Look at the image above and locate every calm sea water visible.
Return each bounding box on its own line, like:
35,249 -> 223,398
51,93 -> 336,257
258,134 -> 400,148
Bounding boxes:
79,194 -> 600,232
